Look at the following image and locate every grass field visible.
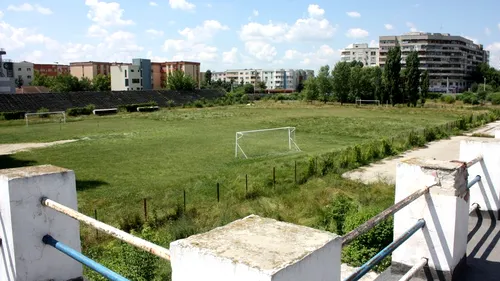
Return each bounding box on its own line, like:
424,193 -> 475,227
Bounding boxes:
0,101 -> 490,279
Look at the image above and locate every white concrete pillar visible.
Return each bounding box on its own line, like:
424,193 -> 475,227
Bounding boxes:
0,165 -> 82,281
495,131 -> 500,139
170,215 -> 342,281
391,158 -> 469,280
460,138 -> 500,219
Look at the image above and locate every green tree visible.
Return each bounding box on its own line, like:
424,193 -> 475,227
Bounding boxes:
15,76 -> 24,88
332,61 -> 351,104
371,66 -> 383,102
349,65 -> 363,101
405,51 -> 421,107
50,74 -> 81,93
303,77 -> 319,102
257,81 -> 267,92
79,77 -> 94,91
243,83 -> 254,94
420,70 -> 429,105
93,74 -> 111,91
32,71 -> 53,88
384,46 -> 402,105
204,70 -> 212,85
296,82 -> 304,92
166,70 -> 196,91
317,65 -> 333,103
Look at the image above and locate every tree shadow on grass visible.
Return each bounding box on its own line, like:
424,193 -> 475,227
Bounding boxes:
0,155 -> 37,169
76,179 -> 109,191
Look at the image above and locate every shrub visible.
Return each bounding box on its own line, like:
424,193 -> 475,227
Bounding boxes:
442,95 -> 456,104
427,92 -> 442,100
66,104 -> 95,116
487,93 -> 500,105
240,94 -> 249,104
317,193 -> 357,235
37,107 -> 50,118
0,111 -> 26,120
193,100 -> 204,108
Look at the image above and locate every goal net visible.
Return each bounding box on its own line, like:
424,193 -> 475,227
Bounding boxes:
235,127 -> 301,159
356,99 -> 380,106
25,111 -> 66,126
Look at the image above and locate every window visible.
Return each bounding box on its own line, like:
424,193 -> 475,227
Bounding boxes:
18,68 -> 21,71
27,75 -> 32,79
125,70 -> 128,78
125,79 -> 129,86
140,79 -> 143,86
27,68 -> 31,71
131,69 -> 135,72
132,78 -> 140,83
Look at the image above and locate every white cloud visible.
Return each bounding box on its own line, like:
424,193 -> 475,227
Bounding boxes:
284,45 -> 341,67
240,4 -> 337,43
244,41 -> 277,61
146,29 -> 164,37
253,9 -> 259,17
178,20 -> 228,42
406,22 -> 418,32
85,0 -> 134,26
485,27 -> 491,36
149,1 -> 158,6
384,24 -> 394,30
206,3 -> 212,8
346,28 -> 369,38
222,47 -> 239,64
0,11 -> 3,18
498,23 -> 500,31
7,3 -> 53,15
486,42 -> 500,69
369,40 -> 379,48
308,4 -> 324,18
87,24 -> 108,37
346,11 -> 361,18
169,0 -> 196,11
464,36 -> 478,44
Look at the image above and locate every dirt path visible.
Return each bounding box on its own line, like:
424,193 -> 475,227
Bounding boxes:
343,121 -> 500,185
0,140 -> 78,156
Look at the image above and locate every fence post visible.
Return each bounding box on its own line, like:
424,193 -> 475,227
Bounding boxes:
460,138 -> 500,219
273,167 -> 276,188
143,198 -> 148,221
94,209 -> 98,239
245,174 -> 248,194
217,182 -> 220,202
390,158 -> 469,280
294,160 -> 297,184
0,165 -> 83,281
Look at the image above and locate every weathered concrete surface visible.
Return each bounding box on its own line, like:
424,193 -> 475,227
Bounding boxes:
0,140 -> 77,155
343,121 -> 500,185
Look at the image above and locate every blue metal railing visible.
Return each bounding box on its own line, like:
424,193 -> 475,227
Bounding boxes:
42,235 -> 130,281
467,175 -> 481,189
344,219 -> 426,281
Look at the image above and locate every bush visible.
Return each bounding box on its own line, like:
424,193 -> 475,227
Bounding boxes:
66,104 -> 95,116
487,93 -> 500,105
0,111 -> 26,120
441,95 -> 456,104
317,193 -> 357,235
427,92 -> 442,100
37,107 -> 50,118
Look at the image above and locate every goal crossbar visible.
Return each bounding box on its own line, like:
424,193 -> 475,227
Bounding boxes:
235,126 -> 301,159
355,99 -> 380,106
25,111 -> 66,126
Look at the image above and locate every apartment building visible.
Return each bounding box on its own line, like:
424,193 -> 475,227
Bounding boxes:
110,63 -> 143,91
211,68 -> 315,90
13,61 -> 34,85
70,61 -> 111,80
161,61 -> 201,88
340,43 -> 379,67
151,62 -> 163,89
379,32 -> 490,92
34,63 -> 70,77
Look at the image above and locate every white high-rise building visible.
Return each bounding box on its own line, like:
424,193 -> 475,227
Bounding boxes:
110,64 -> 143,91
340,43 -> 379,67
211,68 -> 314,90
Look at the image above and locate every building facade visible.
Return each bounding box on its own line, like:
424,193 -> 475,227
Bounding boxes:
70,61 -> 111,80
132,59 -> 152,90
34,63 -> 70,77
151,62 -> 163,89
379,32 -> 490,92
211,68 -> 315,90
162,61 -> 201,88
110,64 -> 143,91
13,61 -> 34,86
340,43 -> 379,67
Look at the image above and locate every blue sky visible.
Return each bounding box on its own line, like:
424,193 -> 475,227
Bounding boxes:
0,0 -> 499,72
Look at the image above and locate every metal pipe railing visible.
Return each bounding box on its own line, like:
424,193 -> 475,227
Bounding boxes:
41,197 -> 171,261
342,184 -> 436,246
466,156 -> 483,168
469,203 -> 480,215
344,219 -> 426,281
43,235 -> 129,281
467,175 -> 481,189
398,257 -> 428,281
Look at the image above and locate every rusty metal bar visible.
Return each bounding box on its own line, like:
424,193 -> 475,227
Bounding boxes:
344,219 -> 426,281
41,197 -> 171,261
398,257 -> 428,281
469,203 -> 480,215
466,156 -> 483,168
342,184 -> 435,247
467,175 -> 481,189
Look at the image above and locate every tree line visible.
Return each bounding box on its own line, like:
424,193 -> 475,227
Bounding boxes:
303,47 -> 430,106
31,71 -> 111,92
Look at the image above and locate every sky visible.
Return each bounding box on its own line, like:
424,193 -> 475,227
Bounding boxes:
0,0 -> 499,72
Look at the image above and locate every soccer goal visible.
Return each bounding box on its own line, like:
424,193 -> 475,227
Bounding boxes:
25,111 -> 66,126
355,99 -> 381,106
235,127 -> 301,159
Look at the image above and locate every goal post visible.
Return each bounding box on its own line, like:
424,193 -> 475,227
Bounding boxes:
355,99 -> 380,106
25,111 -> 66,126
235,126 -> 301,159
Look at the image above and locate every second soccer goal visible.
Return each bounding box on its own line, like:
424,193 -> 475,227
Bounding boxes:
235,127 -> 301,159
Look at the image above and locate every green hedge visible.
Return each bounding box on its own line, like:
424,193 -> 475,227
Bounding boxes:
66,104 -> 95,116
0,111 -> 26,120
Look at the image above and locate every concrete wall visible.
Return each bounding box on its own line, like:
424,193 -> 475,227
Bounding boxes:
0,165 -> 82,281
391,158 -> 469,280
0,77 -> 15,94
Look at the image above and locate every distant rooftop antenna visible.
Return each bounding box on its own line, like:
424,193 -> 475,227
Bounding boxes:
0,48 -> 6,77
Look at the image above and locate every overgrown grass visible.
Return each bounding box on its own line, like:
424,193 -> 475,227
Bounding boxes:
0,101 -> 497,280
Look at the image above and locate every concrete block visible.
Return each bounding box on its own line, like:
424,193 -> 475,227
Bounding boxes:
460,138 -> 500,219
0,165 -> 82,281
170,215 -> 341,281
391,158 -> 468,280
